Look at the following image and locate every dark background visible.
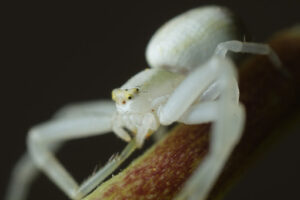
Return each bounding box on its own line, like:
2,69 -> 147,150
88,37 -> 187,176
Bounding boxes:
2,0 -> 300,199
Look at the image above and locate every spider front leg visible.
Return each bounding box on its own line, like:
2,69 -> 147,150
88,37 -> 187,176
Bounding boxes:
6,101 -> 136,200
158,56 -> 245,200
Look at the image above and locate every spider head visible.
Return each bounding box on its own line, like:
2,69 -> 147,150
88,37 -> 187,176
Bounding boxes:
112,87 -> 140,106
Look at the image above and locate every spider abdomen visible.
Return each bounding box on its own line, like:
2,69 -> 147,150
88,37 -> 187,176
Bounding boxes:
146,6 -> 241,73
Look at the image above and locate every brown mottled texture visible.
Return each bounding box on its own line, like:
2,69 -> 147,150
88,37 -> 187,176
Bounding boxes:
86,125 -> 210,200
84,26 -> 300,200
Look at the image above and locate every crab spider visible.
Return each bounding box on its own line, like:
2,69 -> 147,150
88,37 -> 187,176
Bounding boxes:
6,5 -> 283,200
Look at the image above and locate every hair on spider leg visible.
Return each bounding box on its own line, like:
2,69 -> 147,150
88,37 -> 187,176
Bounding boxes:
79,152 -> 120,183
82,164 -> 101,183
107,152 -> 120,163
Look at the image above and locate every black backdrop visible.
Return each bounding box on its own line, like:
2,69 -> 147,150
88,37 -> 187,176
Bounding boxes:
2,0 -> 300,199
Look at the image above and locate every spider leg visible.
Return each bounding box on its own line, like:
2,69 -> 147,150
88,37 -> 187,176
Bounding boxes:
54,100 -> 115,118
176,84 -> 244,200
5,101 -> 136,200
158,58 -> 220,125
174,41 -> 284,199
215,40 -> 290,78
5,154 -> 39,200
158,56 -> 245,200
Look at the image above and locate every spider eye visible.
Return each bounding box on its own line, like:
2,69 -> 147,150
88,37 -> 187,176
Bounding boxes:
128,96 -> 132,100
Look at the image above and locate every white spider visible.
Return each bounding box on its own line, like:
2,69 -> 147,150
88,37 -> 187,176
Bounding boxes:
6,5 -> 283,200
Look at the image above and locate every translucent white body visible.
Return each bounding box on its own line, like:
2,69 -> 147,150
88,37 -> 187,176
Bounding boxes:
6,5 -> 283,200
